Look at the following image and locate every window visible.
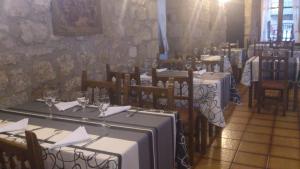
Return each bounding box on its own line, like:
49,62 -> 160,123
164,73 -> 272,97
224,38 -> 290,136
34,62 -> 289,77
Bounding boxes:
261,0 -> 300,42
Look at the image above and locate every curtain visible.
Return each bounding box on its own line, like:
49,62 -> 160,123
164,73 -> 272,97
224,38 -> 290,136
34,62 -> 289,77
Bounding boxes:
293,0 -> 300,42
261,0 -> 271,41
157,0 -> 169,60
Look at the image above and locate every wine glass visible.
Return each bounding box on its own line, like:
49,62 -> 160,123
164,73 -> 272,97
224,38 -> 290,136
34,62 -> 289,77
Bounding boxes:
43,90 -> 57,119
185,59 -> 192,70
193,48 -> 199,56
95,94 -> 110,135
77,91 -> 89,121
195,62 -> 202,71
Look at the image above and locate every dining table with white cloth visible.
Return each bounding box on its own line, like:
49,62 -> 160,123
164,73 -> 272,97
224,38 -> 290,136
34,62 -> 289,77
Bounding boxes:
141,71 -> 232,128
0,101 -> 189,169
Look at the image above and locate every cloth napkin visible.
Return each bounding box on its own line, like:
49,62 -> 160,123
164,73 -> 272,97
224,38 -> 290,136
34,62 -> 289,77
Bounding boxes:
156,68 -> 167,72
99,106 -> 131,117
194,69 -> 207,75
0,118 -> 29,133
49,126 -> 90,149
55,101 -> 79,111
140,73 -> 151,80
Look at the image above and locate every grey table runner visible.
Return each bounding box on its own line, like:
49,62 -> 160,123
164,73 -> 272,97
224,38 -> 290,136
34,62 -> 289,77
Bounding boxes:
4,103 -> 178,169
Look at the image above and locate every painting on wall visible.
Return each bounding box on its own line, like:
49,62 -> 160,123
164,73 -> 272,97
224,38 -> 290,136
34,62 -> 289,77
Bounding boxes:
51,0 -> 102,36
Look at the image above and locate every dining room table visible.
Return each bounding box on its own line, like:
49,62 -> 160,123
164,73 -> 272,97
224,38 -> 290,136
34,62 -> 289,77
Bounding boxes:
223,48 -> 247,69
141,70 -> 232,128
0,101 -> 191,169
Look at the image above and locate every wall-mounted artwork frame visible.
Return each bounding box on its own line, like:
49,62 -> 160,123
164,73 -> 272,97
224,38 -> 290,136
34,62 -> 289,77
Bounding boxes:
51,0 -> 102,36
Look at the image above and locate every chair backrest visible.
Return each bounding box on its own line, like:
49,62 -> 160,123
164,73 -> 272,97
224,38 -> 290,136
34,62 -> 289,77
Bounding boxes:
81,70 -> 120,104
200,56 -> 224,72
271,40 -> 295,57
106,64 -> 141,85
124,74 -> 175,110
254,41 -> 270,56
152,68 -> 193,111
0,131 -> 44,169
25,131 -> 44,169
259,55 -> 289,82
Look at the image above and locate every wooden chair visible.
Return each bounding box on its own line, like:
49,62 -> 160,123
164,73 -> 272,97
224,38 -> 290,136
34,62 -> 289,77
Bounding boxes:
152,68 -> 196,163
257,55 -> 289,115
0,131 -> 44,169
106,64 -> 140,86
81,70 -> 120,104
201,55 -> 224,72
294,66 -> 300,111
123,74 -> 174,110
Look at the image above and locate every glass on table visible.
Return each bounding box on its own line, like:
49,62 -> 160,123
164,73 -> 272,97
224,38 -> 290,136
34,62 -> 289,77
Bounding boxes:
95,94 -> 110,135
76,91 -> 90,121
43,90 -> 58,119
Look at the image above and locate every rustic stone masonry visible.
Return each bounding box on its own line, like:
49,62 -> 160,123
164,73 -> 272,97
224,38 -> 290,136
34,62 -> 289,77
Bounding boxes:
0,0 -> 159,106
166,0 -> 227,54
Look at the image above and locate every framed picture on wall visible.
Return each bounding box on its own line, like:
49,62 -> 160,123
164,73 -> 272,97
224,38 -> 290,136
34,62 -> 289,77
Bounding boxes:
51,0 -> 102,36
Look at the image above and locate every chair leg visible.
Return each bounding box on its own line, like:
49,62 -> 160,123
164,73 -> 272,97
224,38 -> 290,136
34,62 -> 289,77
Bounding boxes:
294,84 -> 298,111
283,89 -> 287,116
200,115 -> 208,155
248,84 -> 253,108
257,88 -> 262,113
195,116 -> 200,152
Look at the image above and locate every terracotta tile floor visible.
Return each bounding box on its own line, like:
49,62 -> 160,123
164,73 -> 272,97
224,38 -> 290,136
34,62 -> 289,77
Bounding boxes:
194,86 -> 300,169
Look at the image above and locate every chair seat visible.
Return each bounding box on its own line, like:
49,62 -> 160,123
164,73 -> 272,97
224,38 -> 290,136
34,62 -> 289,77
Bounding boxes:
261,80 -> 288,90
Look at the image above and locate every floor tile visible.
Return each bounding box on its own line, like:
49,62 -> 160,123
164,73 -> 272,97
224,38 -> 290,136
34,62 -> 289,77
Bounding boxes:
274,121 -> 299,130
271,146 -> 300,160
272,136 -> 300,148
252,114 -> 275,120
249,119 -> 273,127
273,128 -> 300,138
225,123 -> 247,131
245,125 -> 272,135
276,116 -> 298,123
269,157 -> 300,169
231,111 -> 252,118
195,158 -> 230,169
230,163 -> 262,169
233,152 -> 267,168
229,117 -> 249,124
204,147 -> 236,162
239,142 -> 269,155
221,130 -> 243,140
212,138 -> 240,150
242,132 -> 271,144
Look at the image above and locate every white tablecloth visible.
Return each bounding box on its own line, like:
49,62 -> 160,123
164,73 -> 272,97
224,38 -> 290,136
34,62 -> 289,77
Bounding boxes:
141,73 -> 229,128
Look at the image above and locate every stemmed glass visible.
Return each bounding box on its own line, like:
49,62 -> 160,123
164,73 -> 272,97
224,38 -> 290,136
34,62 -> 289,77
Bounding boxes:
95,94 -> 110,135
43,90 -> 57,119
77,91 -> 89,121
195,62 -> 202,71
185,59 -> 192,70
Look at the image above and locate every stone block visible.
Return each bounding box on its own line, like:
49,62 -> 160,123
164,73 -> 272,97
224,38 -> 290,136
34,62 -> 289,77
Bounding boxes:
32,61 -> 56,83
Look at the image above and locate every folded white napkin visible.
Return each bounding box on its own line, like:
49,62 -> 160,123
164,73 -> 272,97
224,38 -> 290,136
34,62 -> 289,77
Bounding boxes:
49,126 -> 90,149
0,118 -> 29,133
99,106 -> 131,117
194,69 -> 207,75
55,101 -> 79,111
140,73 -> 151,80
156,68 -> 167,72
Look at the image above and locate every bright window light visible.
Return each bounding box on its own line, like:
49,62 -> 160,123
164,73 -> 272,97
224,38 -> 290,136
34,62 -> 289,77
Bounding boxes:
219,0 -> 230,5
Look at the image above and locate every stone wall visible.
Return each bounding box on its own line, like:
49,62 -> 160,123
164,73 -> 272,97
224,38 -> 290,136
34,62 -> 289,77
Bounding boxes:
166,0 -> 227,54
0,0 -> 159,107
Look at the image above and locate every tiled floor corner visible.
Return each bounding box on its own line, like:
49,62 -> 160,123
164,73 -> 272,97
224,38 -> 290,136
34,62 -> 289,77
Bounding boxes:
195,86 -> 300,169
